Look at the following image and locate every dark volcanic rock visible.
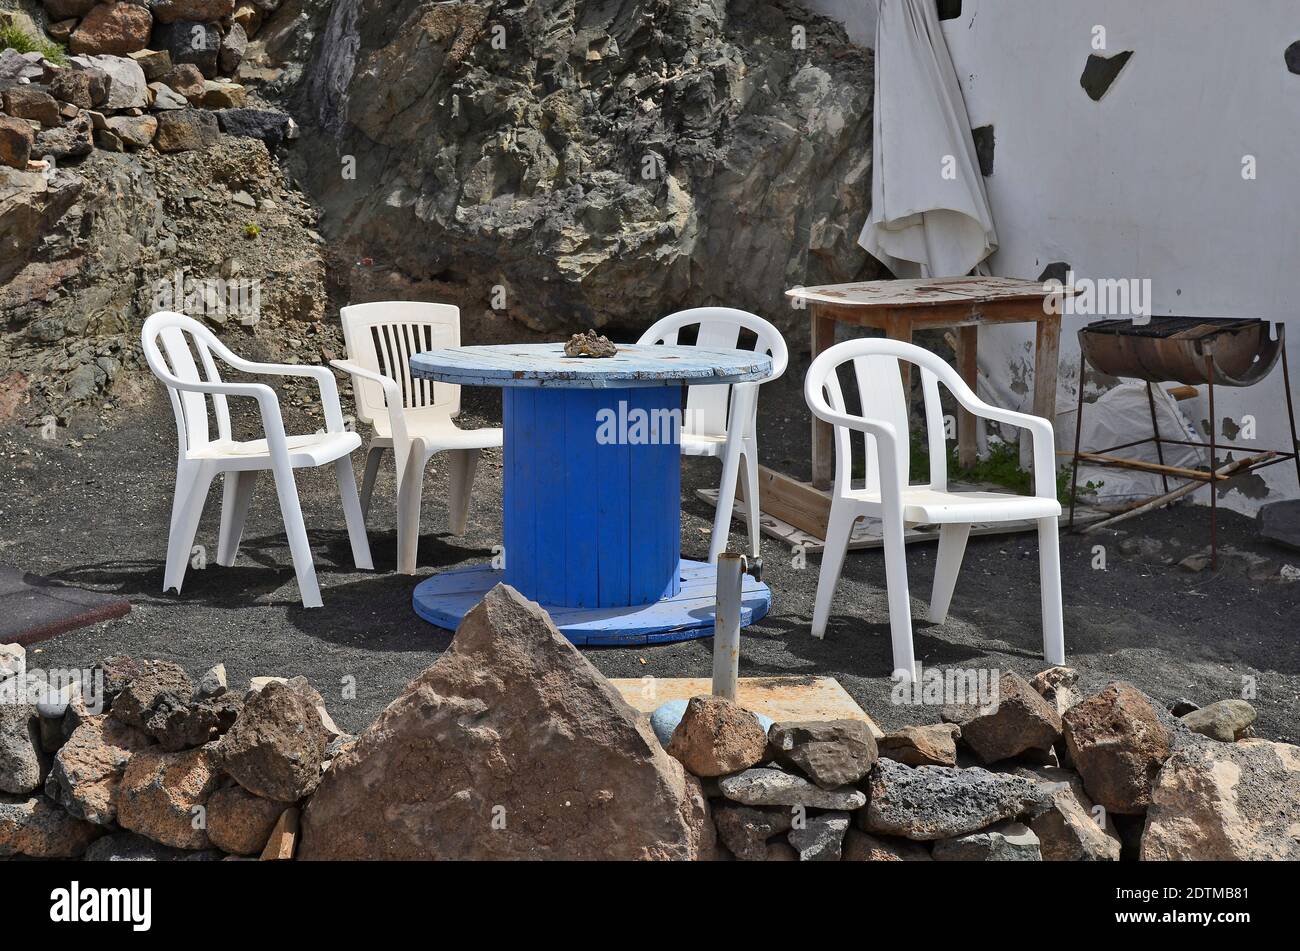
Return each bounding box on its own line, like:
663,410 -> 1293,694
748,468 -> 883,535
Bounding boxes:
712,802 -> 792,861
298,0 -> 880,334
299,584 -> 713,860
111,660 -> 195,732
861,758 -> 1046,841
215,107 -> 296,149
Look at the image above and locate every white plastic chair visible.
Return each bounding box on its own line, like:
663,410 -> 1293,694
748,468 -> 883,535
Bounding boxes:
638,307 -> 788,562
330,302 -> 502,574
804,338 -> 1064,681
141,312 -> 373,609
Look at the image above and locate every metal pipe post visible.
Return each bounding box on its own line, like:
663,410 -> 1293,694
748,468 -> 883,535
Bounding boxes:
712,553 -> 745,702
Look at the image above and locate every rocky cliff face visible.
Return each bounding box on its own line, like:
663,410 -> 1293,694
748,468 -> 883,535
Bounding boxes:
296,0 -> 878,333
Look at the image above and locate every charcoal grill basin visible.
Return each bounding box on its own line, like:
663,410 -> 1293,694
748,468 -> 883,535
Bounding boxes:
1079,317 -> 1282,386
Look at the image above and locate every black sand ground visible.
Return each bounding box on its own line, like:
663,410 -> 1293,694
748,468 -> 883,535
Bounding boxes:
3,362 -> 1297,742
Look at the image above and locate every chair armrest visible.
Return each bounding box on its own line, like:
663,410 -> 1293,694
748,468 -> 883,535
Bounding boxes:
165,379 -> 291,452
951,394 -> 1058,498
329,359 -> 410,453
805,387 -> 906,501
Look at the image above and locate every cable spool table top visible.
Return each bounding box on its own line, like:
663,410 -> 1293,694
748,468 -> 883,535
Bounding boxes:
409,343 -> 772,389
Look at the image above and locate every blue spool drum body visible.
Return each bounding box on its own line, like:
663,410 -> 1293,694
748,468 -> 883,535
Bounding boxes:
503,386 -> 682,609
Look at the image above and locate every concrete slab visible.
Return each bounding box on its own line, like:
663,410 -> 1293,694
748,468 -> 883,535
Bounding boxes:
611,675 -> 883,738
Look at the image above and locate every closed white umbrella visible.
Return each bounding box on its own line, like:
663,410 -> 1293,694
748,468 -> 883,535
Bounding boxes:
860,0 -> 997,278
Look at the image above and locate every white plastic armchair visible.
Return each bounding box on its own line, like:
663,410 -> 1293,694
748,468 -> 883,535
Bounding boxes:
141,312 -> 373,609
639,307 -> 788,562
331,301 -> 502,574
804,338 -> 1064,681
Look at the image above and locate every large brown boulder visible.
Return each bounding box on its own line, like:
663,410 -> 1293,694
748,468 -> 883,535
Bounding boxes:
299,584 -> 714,860
206,783 -> 287,855
766,719 -> 878,789
70,2 -> 154,56
116,744 -> 222,849
46,714 -> 154,825
217,677 -> 331,802
665,695 -> 767,778
1140,739 -> 1300,860
2,87 -> 62,128
1062,682 -> 1175,815
942,670 -> 1062,764
0,794 -> 101,858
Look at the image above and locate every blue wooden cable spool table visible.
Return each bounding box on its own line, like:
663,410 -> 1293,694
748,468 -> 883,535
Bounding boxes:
408,343 -> 773,645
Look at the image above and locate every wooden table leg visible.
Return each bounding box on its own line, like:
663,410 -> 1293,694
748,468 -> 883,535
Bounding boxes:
1032,313 -> 1062,475
884,312 -> 915,407
957,324 -> 979,469
810,306 -> 837,490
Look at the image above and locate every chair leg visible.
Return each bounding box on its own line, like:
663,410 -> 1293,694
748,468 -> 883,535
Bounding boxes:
396,438 -> 429,575
1038,516 -> 1066,665
811,500 -> 855,639
739,438 -> 761,559
928,522 -> 971,623
359,445 -> 384,522
268,463 -> 322,608
881,508 -> 917,682
164,463 -> 214,594
446,448 -> 480,536
335,457 -> 374,571
216,471 -> 258,567
709,440 -> 744,563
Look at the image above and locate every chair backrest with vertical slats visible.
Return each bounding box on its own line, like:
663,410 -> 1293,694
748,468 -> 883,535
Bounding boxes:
141,311 -> 233,455
807,339 -> 951,496
638,307 -> 788,438
339,302 -> 462,426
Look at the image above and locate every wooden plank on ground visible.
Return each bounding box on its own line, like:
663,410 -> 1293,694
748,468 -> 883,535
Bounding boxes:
611,675 -> 882,738
754,466 -> 832,537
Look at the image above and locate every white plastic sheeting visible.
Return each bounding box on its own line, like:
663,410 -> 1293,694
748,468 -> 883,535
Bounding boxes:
1067,383 -> 1207,504
858,0 -> 997,278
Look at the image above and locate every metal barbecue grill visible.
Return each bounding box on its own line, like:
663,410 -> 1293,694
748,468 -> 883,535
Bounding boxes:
1068,317 -> 1299,567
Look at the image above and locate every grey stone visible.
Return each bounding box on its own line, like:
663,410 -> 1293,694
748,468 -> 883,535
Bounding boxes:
1258,499 -> 1300,551
148,82 -> 189,110
71,54 -> 149,110
0,644 -> 24,682
933,821 -> 1042,861
197,663 -> 227,698
766,719 -> 878,789
862,758 -> 1046,841
219,22 -> 248,75
718,767 -> 865,811
153,108 -> 219,152
1179,699 -> 1257,742
787,811 -> 849,861
712,803 -> 792,861
0,701 -> 43,794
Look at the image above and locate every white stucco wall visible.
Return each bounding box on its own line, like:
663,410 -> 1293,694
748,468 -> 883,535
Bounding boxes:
936,0 -> 1300,513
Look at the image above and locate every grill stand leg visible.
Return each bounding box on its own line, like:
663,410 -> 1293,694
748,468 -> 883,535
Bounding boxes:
1281,330 -> 1300,492
1069,352 -> 1087,530
1206,359 -> 1218,571
1146,382 -> 1171,495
